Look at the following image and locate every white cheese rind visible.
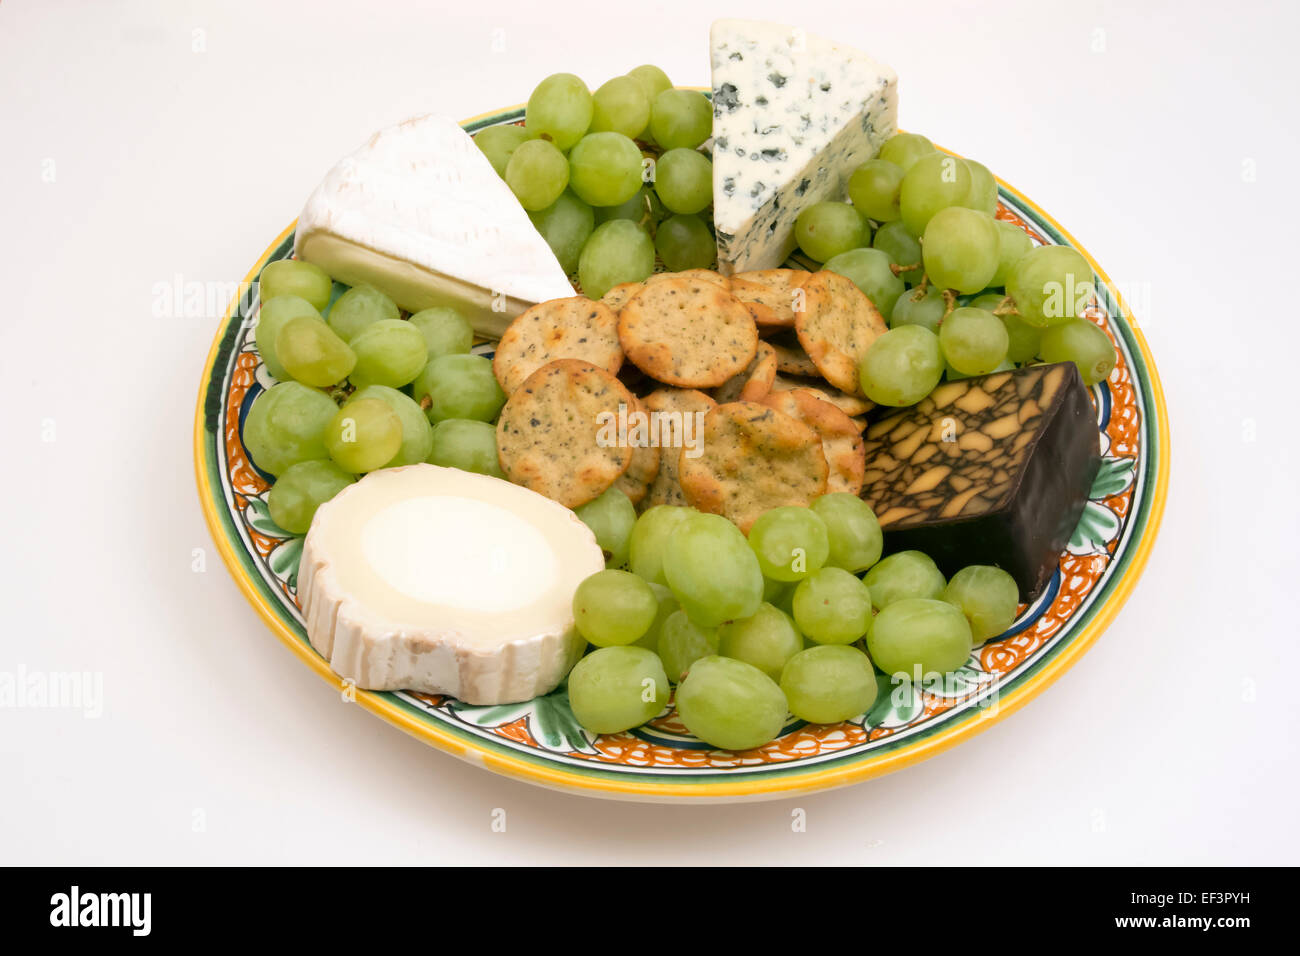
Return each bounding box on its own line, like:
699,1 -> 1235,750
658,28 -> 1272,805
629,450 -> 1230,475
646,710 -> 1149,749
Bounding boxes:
294,114 -> 575,339
710,19 -> 899,274
298,464 -> 601,705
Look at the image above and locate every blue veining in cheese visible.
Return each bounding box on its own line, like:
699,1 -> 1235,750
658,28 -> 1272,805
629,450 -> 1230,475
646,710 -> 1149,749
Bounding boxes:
710,19 -> 899,274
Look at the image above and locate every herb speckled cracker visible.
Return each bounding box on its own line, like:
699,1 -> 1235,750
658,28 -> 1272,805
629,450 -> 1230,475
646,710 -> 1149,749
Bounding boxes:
601,282 -> 643,314
771,372 -> 875,416
728,269 -> 810,332
768,331 -> 821,377
612,394 -> 661,505
712,340 -> 777,404
793,270 -> 888,396
762,388 -> 866,495
493,296 -> 622,395
678,400 -> 829,532
618,276 -> 758,388
496,359 -> 634,509
644,268 -> 731,291
640,387 -> 717,509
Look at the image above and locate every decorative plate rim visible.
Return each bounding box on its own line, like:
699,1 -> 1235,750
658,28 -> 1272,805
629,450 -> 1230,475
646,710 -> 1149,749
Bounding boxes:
192,105 -> 1170,803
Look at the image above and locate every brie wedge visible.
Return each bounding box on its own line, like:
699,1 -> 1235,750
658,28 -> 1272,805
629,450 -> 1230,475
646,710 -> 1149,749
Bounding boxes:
710,19 -> 899,274
294,114 -> 575,339
298,464 -> 603,704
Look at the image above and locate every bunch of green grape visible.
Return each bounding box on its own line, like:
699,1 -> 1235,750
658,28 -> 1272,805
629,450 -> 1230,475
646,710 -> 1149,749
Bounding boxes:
473,66 -> 717,296
567,493 -> 1024,750
790,132 -> 1117,407
247,260 -> 509,535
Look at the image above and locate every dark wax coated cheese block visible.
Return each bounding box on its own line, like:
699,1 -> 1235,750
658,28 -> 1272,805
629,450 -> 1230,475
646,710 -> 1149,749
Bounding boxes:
859,363 -> 1100,601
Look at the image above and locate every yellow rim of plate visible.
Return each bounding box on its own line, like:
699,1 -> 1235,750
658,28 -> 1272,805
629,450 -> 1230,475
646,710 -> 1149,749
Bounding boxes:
193,120 -> 1170,802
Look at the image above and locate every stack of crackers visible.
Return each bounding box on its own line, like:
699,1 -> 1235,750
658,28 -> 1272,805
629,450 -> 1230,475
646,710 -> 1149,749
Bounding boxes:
492,268 -> 887,532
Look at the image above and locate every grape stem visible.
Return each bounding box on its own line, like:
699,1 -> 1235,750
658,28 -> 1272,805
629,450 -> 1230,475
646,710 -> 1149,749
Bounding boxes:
890,261 -> 921,278
942,289 -> 957,319
916,273 -> 930,294
991,295 -> 1020,317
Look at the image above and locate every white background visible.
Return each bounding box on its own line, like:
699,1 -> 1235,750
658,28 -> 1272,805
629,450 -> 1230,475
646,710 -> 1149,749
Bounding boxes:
2,0 -> 1296,865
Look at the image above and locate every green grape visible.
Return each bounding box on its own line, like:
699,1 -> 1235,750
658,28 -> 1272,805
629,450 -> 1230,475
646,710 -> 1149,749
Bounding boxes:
594,185 -> 651,225
653,148 -> 712,215
347,318 -> 428,388
791,567 -> 873,645
505,138 -> 570,211
780,644 -> 877,724
962,159 -> 998,215
794,202 -> 870,263
872,219 -> 924,286
255,294 -> 320,380
1001,311 -> 1044,364
1006,245 -> 1095,327
575,486 -> 637,567
427,418 -> 504,478
632,582 -> 679,653
276,315 -> 356,387
412,354 -> 506,423
628,504 -> 695,585
718,603 -> 803,682
567,132 -> 643,207
573,569 -> 659,646
663,512 -> 764,627
577,219 -> 655,299
967,293 -> 1006,312
879,132 -> 935,172
568,646 -> 669,734
528,191 -> 595,273
260,259 -> 332,312
324,397 -> 403,473
747,506 -> 830,583
945,359 -> 1014,381
848,159 -> 905,222
858,325 -> 944,406
922,206 -> 1000,294
866,598 -> 972,678
658,610 -> 720,683
823,247 -> 904,318
943,565 -> 1019,643
763,575 -> 791,603
675,656 -> 788,751
1039,319 -> 1117,385
627,65 -> 672,104
991,220 -> 1034,287
863,550 -> 946,609
524,73 -> 593,151
648,89 -> 711,150
899,152 -> 973,236
242,381 -> 338,476
348,384 -> 434,467
811,493 -> 883,573
474,124 -> 534,178
267,460 -> 355,535
590,75 -> 651,139
327,285 -> 399,342
890,285 -> 946,333
939,306 -> 1010,375
655,214 -> 715,271
408,306 -> 474,360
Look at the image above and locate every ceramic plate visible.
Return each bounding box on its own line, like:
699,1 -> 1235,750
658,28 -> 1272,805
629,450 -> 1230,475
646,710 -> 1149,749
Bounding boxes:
194,105 -> 1170,803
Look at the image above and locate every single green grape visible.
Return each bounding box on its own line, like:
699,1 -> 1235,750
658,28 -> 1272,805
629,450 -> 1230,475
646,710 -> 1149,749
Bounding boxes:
347,318 -> 428,389
628,505 -> 695,585
939,306 -> 1010,376
962,159 -> 998,216
577,219 -> 655,299
627,65 -> 672,104
823,247 -> 904,318
505,138 -> 570,211
275,315 -> 356,387
811,493 -> 883,573
863,550 -> 946,609
866,598 -> 972,679
573,569 -> 660,647
427,418 -> 503,477
632,582 -> 678,654
872,219 -> 924,286
653,148 -> 712,215
348,384 -> 434,467
242,381 -> 338,477
943,565 -> 1019,643
524,73 -> 592,151
1001,310 -> 1045,364
780,644 -> 877,724
879,132 -> 935,172
267,460 -> 354,535
575,486 -> 638,567
590,75 -> 651,139
657,610 -> 720,683
648,89 -> 711,150
899,152 -> 973,236
747,506 -> 830,583
675,656 -> 788,751
412,354 -> 506,423
568,131 -> 643,207
945,359 -> 1014,381
1006,245 -> 1095,327
568,646 -> 669,734
991,220 -> 1034,287
858,325 -> 944,406
922,206 -> 1001,294
718,603 -> 803,683
1039,319 -> 1117,385
529,191 -> 595,273
474,124 -> 534,178
327,285 -> 398,342
259,259 -> 333,312
794,202 -> 870,263
255,294 -> 321,380
791,567 -> 873,645
408,306 -> 474,360
848,159 -> 905,222
663,512 -> 764,627
655,214 -> 715,271
593,185 -> 651,225
324,397 -> 403,473
890,285 -> 946,333
967,293 -> 1007,312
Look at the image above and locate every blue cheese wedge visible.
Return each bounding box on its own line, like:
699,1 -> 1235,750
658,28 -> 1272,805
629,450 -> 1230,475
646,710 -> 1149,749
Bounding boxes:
298,464 -> 603,704
710,19 -> 899,274
294,114 -> 575,339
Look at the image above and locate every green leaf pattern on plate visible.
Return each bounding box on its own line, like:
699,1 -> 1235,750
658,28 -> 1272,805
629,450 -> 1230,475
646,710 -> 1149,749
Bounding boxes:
268,536 -> 304,591
449,683 -> 599,754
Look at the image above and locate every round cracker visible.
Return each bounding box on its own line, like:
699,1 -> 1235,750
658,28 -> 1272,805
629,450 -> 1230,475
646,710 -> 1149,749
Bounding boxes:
793,270 -> 888,396
496,359 -> 634,509
712,340 -> 777,404
645,269 -> 730,292
492,296 -> 622,395
729,268 -> 811,331
678,400 -> 829,532
639,387 -> 717,509
771,372 -> 875,416
612,394 -> 661,505
767,331 -> 821,377
761,388 -> 866,495
618,275 -> 758,388
601,281 -> 643,314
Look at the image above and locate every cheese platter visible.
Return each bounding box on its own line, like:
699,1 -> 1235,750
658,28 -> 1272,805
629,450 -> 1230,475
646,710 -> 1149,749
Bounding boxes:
193,19 -> 1168,801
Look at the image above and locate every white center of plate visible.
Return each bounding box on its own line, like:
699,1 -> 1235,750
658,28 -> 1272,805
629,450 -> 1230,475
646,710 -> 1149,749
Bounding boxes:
361,495 -> 558,611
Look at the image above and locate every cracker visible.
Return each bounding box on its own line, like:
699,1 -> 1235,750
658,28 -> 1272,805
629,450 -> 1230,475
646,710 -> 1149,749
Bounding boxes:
496,359 -> 634,508
768,331 -> 821,377
761,388 -> 866,495
793,270 -> 888,397
728,269 -> 811,332
612,394 -> 661,505
678,400 -> 829,532
493,296 -> 622,395
712,340 -> 777,404
618,275 -> 758,388
771,372 -> 875,417
601,282 -> 643,314
639,387 -> 717,509
645,269 -> 730,292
